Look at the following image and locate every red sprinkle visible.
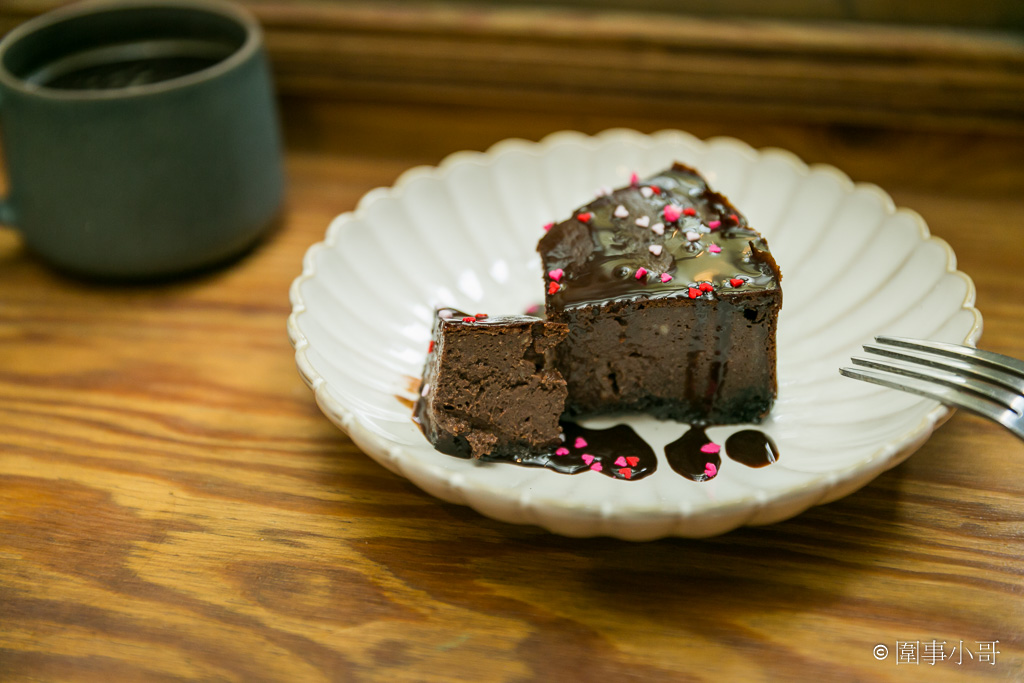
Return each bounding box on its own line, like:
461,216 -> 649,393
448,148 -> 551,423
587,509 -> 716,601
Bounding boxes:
548,268 -> 564,282
543,222 -> 554,232
574,437 -> 588,449
698,282 -> 714,293
474,313 -> 488,319
729,214 -> 739,222
618,468 -> 633,479
688,287 -> 700,298
577,212 -> 592,223
650,186 -> 662,195
683,207 -> 697,217
428,340 -> 435,353
729,278 -> 745,287
635,267 -> 648,280
461,317 -> 476,323
555,447 -> 570,456
548,281 -> 561,295
626,456 -> 640,467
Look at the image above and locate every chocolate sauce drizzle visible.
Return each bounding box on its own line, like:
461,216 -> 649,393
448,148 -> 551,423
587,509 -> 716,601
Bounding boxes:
666,424 -> 780,481
483,421 -> 657,481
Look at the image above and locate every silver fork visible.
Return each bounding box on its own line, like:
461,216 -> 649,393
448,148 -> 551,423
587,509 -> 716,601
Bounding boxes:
840,336 -> 1024,440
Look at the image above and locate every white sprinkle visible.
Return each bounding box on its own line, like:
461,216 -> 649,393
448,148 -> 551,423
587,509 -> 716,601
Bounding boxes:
614,204 -> 629,218
595,186 -> 612,197
649,244 -> 663,256
685,231 -> 702,242
421,383 -> 430,396
651,222 -> 665,235
635,215 -> 650,228
640,187 -> 654,198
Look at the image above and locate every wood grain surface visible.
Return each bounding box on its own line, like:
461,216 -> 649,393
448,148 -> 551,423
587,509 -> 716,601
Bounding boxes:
1,97 -> 1023,681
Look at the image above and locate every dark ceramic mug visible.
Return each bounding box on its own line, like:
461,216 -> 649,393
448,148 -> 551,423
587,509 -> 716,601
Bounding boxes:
0,0 -> 284,278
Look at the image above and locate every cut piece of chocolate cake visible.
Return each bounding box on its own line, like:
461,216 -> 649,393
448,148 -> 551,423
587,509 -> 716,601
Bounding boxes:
537,162 -> 782,424
413,308 -> 569,459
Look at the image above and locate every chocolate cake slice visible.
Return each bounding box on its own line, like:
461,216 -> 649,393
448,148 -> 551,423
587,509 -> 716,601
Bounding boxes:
537,163 -> 782,424
413,308 -> 569,459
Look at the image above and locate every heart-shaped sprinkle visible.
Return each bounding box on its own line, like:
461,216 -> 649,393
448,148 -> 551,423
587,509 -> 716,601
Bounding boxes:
729,278 -> 745,287
651,186 -> 662,195
660,273 -> 673,283
555,447 -> 570,456
543,222 -> 554,232
708,220 -> 721,230
475,313 -> 488,319
548,281 -> 560,295
683,207 -> 697,217
635,267 -> 648,280
649,244 -> 663,256
618,468 -> 632,479
685,231 -> 702,242
548,268 -> 564,282
614,456 -> 627,467
709,244 -> 722,254
630,172 -> 640,187
595,186 -> 611,197
698,282 -> 714,293
704,462 -> 718,478
581,453 -> 595,465
590,462 -> 603,472
574,437 -> 588,449
640,186 -> 654,198
651,222 -> 665,235
663,205 -> 683,223
614,205 -> 629,218
421,383 -> 430,396
700,442 -> 720,454
729,213 -> 738,222
635,215 -> 650,228
626,456 -> 640,466
688,287 -> 700,298
461,317 -> 476,322
577,212 -> 592,223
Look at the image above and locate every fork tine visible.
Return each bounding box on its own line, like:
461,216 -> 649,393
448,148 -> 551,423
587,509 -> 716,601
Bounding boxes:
875,336 -> 1024,378
848,356 -> 1023,415
838,365 -> 1024,438
862,342 -> 1024,395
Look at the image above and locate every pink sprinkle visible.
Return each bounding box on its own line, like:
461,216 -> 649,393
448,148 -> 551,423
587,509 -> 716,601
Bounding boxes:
615,456 -> 628,467
525,303 -> 542,315
630,172 -> 640,187
663,205 -> 683,223
574,437 -> 588,449
708,220 -> 721,230
683,207 -> 697,217
555,447 -> 570,456
660,273 -> 673,283
704,462 -> 718,478
700,442 -> 720,454
590,462 -> 603,472
581,453 -> 595,465
635,267 -> 648,280
709,244 -> 722,254
543,222 -> 554,232
548,268 -> 564,282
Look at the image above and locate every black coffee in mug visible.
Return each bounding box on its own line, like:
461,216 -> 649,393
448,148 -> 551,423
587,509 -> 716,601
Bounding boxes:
0,0 -> 285,279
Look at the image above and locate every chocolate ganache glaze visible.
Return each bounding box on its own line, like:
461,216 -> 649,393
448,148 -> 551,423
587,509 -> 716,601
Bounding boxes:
541,164 -> 779,309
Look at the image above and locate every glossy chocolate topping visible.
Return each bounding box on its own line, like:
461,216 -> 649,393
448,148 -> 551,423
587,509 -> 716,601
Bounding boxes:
724,429 -> 780,467
539,163 -> 781,309
664,425 -> 722,482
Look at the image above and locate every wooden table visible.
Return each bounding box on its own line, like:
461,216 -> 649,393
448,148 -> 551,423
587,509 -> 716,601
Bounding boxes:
2,98 -> 1022,681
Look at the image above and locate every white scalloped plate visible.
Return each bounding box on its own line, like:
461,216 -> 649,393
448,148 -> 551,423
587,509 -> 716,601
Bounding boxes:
288,129 -> 980,540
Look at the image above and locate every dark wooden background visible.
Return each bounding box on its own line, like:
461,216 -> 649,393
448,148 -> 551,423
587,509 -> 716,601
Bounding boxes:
1,1 -> 1023,680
